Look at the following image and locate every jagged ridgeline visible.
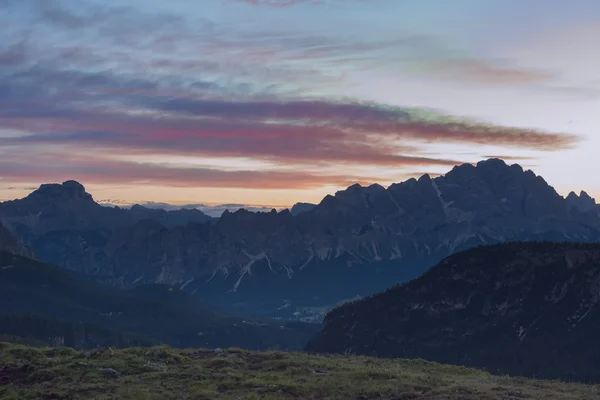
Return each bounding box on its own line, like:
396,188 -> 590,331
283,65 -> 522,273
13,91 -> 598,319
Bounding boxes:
307,242 -> 600,383
0,159 -> 599,319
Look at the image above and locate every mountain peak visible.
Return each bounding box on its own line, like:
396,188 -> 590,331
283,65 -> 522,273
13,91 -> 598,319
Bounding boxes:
34,180 -> 92,201
476,158 -> 509,170
417,173 -> 431,183
346,183 -> 363,192
476,158 -> 508,168
566,190 -> 597,213
366,183 -> 386,192
580,190 -> 595,201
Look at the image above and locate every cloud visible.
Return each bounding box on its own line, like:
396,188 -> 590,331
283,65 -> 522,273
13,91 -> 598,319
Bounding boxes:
2,0 -> 575,112
40,2 -> 93,29
0,150 -> 382,189
0,40 -> 29,66
0,55 -> 578,192
35,0 -> 186,32
0,68 -> 578,156
482,155 -> 534,161
0,0 -> 584,195
227,0 -> 352,7
229,0 -> 306,7
7,0 -> 559,90
418,58 -> 555,85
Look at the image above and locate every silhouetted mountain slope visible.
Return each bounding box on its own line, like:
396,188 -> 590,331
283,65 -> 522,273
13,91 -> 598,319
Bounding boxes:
0,181 -> 211,273
0,252 -> 316,350
2,159 -> 600,319
306,242 -> 600,382
0,222 -> 35,258
128,204 -> 213,228
290,202 -> 317,215
567,190 -> 600,215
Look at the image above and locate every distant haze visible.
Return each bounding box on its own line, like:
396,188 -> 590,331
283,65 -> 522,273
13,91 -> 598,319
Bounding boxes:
107,202 -> 279,218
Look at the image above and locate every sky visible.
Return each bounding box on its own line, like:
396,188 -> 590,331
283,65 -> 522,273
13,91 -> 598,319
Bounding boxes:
1,0 -> 599,210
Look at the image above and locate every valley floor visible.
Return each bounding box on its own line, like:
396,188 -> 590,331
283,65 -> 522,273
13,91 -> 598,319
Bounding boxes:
0,342 -> 598,400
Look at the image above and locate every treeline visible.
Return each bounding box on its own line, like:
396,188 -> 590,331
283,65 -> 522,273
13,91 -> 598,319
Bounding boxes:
0,252 -> 319,351
328,240 -> 600,316
308,241 -> 600,383
0,314 -> 154,349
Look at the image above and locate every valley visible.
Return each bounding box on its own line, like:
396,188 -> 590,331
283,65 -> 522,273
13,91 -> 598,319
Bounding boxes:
0,251 -> 317,351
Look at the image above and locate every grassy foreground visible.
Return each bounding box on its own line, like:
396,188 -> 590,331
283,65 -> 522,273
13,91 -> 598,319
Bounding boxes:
0,342 -> 598,400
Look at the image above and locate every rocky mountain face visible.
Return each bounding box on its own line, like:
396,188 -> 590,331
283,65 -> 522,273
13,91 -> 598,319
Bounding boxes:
567,190 -> 599,215
0,181 -> 211,274
290,202 -> 317,216
1,159 -> 600,318
306,242 -> 600,382
0,222 -> 35,259
128,204 -> 214,228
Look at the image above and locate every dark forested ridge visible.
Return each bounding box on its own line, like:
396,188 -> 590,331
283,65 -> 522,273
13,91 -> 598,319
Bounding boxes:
307,241 -> 600,383
0,252 -> 317,350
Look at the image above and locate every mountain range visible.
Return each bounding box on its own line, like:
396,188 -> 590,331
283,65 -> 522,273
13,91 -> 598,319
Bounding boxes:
306,241 -> 600,382
1,159 -> 600,319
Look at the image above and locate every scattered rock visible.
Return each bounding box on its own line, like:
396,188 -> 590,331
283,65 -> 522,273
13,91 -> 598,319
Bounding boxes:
188,349 -> 214,360
311,369 -> 333,376
214,348 -> 223,354
83,348 -> 113,359
145,349 -> 165,358
210,372 -> 229,381
97,367 -> 120,377
41,392 -> 69,400
146,361 -> 168,372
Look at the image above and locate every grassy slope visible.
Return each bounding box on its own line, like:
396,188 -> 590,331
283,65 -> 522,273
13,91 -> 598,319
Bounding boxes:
0,343 -> 598,400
